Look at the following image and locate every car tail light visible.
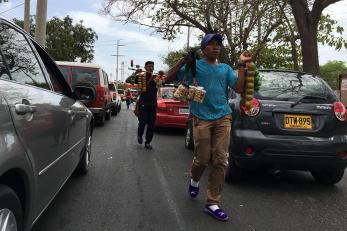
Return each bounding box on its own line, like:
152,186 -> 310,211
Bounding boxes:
241,98 -> 261,117
158,101 -> 167,111
96,87 -> 104,102
333,102 -> 346,121
244,146 -> 254,156
338,151 -> 347,159
113,92 -> 117,100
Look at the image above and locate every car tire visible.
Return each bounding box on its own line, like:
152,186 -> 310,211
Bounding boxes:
0,185 -> 23,231
96,112 -> 105,126
105,109 -> 111,121
311,168 -> 345,185
118,104 -> 121,112
185,124 -> 194,150
76,127 -> 92,174
225,159 -> 243,183
72,81 -> 96,107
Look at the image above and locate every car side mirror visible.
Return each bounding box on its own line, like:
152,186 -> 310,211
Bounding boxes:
73,85 -> 96,103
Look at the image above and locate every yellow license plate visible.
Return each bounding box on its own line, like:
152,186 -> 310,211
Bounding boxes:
284,114 -> 312,129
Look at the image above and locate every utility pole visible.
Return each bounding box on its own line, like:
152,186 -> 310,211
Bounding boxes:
187,26 -> 191,50
116,39 -> 125,81
35,0 -> 47,47
24,0 -> 30,33
121,61 -> 125,81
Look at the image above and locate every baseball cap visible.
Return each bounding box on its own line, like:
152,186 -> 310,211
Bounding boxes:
200,33 -> 223,50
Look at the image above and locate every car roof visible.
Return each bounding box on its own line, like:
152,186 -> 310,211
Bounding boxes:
56,61 -> 104,69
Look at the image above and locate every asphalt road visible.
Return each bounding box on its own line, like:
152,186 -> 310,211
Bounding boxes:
32,103 -> 347,231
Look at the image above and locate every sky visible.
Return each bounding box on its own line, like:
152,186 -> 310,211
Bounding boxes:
0,0 -> 346,82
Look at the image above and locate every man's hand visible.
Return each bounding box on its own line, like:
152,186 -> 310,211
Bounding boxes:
239,50 -> 252,65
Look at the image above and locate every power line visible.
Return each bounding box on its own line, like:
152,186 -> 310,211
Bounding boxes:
0,2 -> 25,15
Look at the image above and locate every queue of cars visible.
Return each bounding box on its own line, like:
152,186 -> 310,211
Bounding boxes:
56,61 -> 122,126
185,70 -> 347,185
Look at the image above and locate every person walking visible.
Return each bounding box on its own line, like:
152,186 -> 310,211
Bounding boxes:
164,33 -> 251,221
136,61 -> 158,150
125,89 -> 132,109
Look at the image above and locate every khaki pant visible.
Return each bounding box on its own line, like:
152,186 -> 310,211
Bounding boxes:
191,114 -> 232,205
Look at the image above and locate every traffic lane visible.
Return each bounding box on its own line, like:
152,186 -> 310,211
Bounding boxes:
32,106 -> 347,231
32,108 -> 187,231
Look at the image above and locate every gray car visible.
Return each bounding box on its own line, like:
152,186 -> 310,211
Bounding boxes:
185,70 -> 347,185
0,18 -> 95,230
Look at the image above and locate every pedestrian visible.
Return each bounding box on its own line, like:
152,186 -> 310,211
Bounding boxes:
136,61 -> 158,150
164,33 -> 251,221
125,89 -> 132,109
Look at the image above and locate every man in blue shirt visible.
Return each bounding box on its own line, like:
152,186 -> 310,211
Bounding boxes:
165,33 -> 251,221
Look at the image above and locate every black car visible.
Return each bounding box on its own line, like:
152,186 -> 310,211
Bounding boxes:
185,70 -> 347,185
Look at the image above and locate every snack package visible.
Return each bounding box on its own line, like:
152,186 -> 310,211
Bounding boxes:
187,85 -> 197,100
173,83 -> 189,102
193,87 -> 206,103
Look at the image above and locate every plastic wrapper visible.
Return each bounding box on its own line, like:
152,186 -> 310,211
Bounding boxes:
173,83 -> 189,101
193,87 -> 206,103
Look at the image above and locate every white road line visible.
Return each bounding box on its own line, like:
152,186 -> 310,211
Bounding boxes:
153,158 -> 186,231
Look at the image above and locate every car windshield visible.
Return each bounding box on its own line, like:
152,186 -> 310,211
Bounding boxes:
160,88 -> 174,99
71,67 -> 98,85
255,71 -> 333,101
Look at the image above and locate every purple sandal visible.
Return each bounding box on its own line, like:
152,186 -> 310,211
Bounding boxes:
204,206 -> 229,221
188,183 -> 199,198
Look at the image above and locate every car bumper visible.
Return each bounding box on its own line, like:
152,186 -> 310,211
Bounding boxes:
88,107 -> 105,115
155,112 -> 188,128
231,129 -> 347,170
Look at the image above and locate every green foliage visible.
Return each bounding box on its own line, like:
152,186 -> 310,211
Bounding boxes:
320,61 -> 347,90
13,16 -> 98,62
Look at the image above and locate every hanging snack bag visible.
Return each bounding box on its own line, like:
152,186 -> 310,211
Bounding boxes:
193,87 -> 206,103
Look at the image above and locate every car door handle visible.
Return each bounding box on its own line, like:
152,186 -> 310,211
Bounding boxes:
15,104 -> 37,115
67,109 -> 75,116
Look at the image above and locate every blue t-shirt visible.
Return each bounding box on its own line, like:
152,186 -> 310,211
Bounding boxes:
178,59 -> 237,120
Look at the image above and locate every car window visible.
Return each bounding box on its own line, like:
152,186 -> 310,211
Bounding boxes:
117,89 -> 124,94
0,50 -> 11,80
255,71 -> 332,101
71,67 -> 98,86
58,66 -> 69,82
103,71 -> 109,86
160,88 -> 174,99
0,23 -> 49,89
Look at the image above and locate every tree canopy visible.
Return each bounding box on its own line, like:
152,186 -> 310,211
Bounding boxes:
320,61 -> 347,90
102,0 -> 346,74
14,15 -> 98,62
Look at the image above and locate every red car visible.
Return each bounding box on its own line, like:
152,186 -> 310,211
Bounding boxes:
155,87 -> 189,128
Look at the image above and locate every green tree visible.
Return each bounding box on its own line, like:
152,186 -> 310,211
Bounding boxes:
288,0 -> 344,75
320,61 -> 347,90
102,0 -> 345,74
14,15 -> 98,62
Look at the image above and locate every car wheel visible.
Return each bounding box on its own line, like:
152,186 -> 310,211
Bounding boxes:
0,185 -> 23,231
105,109 -> 111,121
311,168 -> 345,185
96,112 -> 105,126
76,128 -> 92,174
118,104 -> 121,112
185,124 -> 194,150
225,159 -> 243,183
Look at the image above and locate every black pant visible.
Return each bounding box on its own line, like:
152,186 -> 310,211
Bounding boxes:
137,105 -> 157,144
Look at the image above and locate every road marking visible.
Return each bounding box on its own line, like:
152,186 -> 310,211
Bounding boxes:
153,158 -> 186,231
